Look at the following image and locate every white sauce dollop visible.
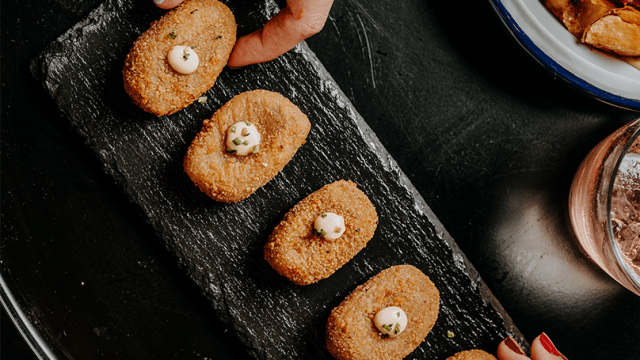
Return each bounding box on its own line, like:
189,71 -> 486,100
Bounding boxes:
374,307 -> 407,338
314,213 -> 345,240
167,46 -> 199,74
226,122 -> 261,156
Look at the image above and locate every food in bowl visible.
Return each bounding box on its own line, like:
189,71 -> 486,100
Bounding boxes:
543,0 -> 640,70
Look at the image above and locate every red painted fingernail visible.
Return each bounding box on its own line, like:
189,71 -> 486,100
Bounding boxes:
540,333 -> 567,359
505,336 -> 526,355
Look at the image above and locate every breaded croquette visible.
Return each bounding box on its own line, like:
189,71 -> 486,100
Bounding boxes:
326,265 -> 440,360
184,90 -> 310,202
264,180 -> 378,285
447,349 -> 498,360
123,0 -> 236,116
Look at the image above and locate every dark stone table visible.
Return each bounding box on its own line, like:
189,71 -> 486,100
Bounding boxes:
2,0 -> 639,359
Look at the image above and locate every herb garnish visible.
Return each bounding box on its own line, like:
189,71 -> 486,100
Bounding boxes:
225,149 -> 236,153
316,228 -> 327,236
321,213 -> 327,218
241,128 -> 249,137
334,227 -> 342,233
252,145 -> 259,154
216,35 -> 223,39
381,324 -> 392,332
191,9 -> 198,14
233,137 -> 243,146
242,140 -> 249,146
230,126 -> 236,133
168,29 -> 177,39
244,121 -> 251,126
183,48 -> 191,61
395,323 -> 401,334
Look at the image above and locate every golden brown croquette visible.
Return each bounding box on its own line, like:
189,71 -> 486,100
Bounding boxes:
264,180 -> 378,285
447,349 -> 498,360
184,90 -> 310,202
326,265 -> 440,360
123,0 -> 236,116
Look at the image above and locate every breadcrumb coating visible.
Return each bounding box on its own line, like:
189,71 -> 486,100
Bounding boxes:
184,90 -> 310,202
326,265 -> 440,360
264,180 -> 378,285
123,0 -> 236,116
446,349 -> 498,360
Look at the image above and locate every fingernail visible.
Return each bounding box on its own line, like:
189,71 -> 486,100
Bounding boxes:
505,336 -> 526,355
540,333 -> 568,359
153,0 -> 165,4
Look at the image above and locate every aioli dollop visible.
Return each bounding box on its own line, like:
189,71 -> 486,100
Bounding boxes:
226,121 -> 261,156
374,306 -> 407,338
314,213 -> 345,240
167,45 -> 199,74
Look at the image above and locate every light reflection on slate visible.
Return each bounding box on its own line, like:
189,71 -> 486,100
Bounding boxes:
32,0 -> 525,358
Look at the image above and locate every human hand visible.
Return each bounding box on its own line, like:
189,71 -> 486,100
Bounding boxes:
153,0 -> 184,10
153,0 -> 334,68
497,333 -> 568,360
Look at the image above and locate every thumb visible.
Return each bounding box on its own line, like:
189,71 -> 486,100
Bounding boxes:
227,0 -> 334,68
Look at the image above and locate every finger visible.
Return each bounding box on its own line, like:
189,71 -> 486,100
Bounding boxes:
153,0 -> 184,10
496,337 -> 530,360
531,333 -> 568,360
227,0 -> 334,68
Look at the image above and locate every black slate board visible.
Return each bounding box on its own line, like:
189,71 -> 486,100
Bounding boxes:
31,0 -> 525,358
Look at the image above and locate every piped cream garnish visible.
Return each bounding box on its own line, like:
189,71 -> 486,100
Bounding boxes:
226,121 -> 261,156
167,45 -> 199,74
374,306 -> 407,338
314,212 -> 345,240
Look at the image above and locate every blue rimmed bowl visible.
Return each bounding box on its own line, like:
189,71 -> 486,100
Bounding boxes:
489,0 -> 640,111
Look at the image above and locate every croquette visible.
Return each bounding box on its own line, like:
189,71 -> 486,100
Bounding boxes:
446,350 -> 498,360
326,265 -> 440,360
184,90 -> 311,202
264,180 -> 378,285
123,0 -> 236,116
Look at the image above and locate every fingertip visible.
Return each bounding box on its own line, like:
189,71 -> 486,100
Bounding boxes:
226,30 -> 281,68
227,0 -> 334,68
226,43 -> 247,69
531,333 -> 568,360
226,37 -> 251,69
497,337 -> 529,360
153,0 -> 184,10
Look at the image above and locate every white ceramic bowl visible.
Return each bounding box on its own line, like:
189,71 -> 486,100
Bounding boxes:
489,0 -> 640,111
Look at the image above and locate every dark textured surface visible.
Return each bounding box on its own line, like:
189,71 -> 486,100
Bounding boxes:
3,0 -> 640,359
304,2 -> 640,359
22,0 -> 520,359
